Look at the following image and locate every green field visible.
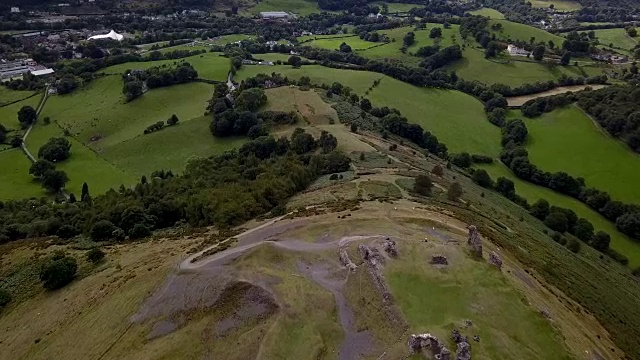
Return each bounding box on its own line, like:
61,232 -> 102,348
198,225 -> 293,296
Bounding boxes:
0,87 -> 36,107
489,19 -> 566,45
0,95 -> 42,131
302,35 -> 379,51
594,28 -> 638,51
40,76 -> 214,148
0,149 -> 44,199
236,66 -> 500,156
103,52 -> 229,82
468,8 -> 505,19
478,162 -> 640,268
529,0 -> 581,11
246,0 -> 323,16
524,105 -> 640,204
101,116 -> 244,176
370,1 -> 422,12
211,34 -> 254,44
253,53 -> 299,62
366,76 -> 501,156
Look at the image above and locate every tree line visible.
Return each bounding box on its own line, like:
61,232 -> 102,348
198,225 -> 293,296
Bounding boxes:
122,62 -> 198,102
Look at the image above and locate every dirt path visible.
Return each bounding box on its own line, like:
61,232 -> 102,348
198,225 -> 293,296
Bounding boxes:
21,85 -> 49,163
506,84 -> 607,107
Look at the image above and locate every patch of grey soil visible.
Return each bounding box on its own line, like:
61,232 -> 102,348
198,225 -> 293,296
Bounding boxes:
513,269 -> 536,289
426,227 -> 455,243
296,261 -> 374,360
237,219 -> 310,247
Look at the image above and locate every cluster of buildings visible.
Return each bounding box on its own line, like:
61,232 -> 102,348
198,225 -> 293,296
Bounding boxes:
0,58 -> 54,80
506,44 -> 530,56
591,53 -> 628,63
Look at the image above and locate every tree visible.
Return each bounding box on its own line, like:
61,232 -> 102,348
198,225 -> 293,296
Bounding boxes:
429,27 -> 442,39
447,182 -> 463,201
0,123 -> 6,144
616,212 -> 640,239
39,254 -> 77,290
167,114 -> 179,126
548,40 -> 555,49
18,105 -> 37,129
431,164 -> 444,177
403,32 -> 415,47
566,238 -> 581,253
560,51 -> 571,65
291,128 -> 316,154
544,212 -> 568,233
235,88 -> 267,112
81,182 -> 90,202
495,177 -> 516,199
129,224 -> 151,239
350,123 -> 358,133
414,174 -> 433,196
592,231 -> 610,251
123,80 -> 143,102
339,42 -> 352,53
360,98 -> 372,112
41,170 -> 69,193
38,137 -> 71,162
86,248 -> 105,264
0,289 -> 10,308
627,27 -> 638,37
573,218 -> 595,242
532,45 -> 545,61
471,169 -> 493,188
530,199 -> 550,220
288,55 -> 302,68
90,220 -> 118,242
68,193 -> 77,203
29,160 -> 55,178
450,152 -> 472,168
318,130 -> 338,153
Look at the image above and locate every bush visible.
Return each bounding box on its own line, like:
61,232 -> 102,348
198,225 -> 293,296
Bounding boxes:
566,238 -> 581,253
632,267 -> 640,278
544,212 -> 568,233
414,174 -> 433,196
431,164 -> 444,177
450,152 -> 472,168
86,248 -> 105,264
90,220 -> 118,242
38,137 -> 71,162
129,224 -> 151,239
0,289 -> 11,307
39,255 -> 78,290
447,182 -> 463,201
471,169 -> 493,188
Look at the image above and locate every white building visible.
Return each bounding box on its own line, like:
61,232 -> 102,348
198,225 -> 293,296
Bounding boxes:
260,11 -> 291,20
10,7 -> 20,13
31,68 -> 55,77
507,44 -> 529,56
88,30 -> 124,41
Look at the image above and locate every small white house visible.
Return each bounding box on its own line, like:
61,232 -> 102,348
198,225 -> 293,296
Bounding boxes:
10,7 -> 20,13
507,44 -> 529,56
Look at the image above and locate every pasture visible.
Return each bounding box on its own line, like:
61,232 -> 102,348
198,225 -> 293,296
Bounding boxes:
102,52 -> 229,82
594,28 -> 638,51
301,35 -> 379,51
245,0 -> 323,16
0,95 -> 42,130
101,116 -> 244,176
263,87 -> 338,125
370,1 -> 421,12
0,86 -> 36,106
468,8 -> 505,19
529,0 -> 581,11
478,162 -> 640,268
40,75 -> 214,149
506,84 -> 607,107
489,19 -> 566,45
0,149 -> 44,199
524,105 -> 640,204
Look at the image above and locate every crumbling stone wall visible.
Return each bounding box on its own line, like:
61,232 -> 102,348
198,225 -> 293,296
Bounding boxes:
467,225 -> 483,258
408,333 -> 451,359
430,254 -> 448,265
451,328 -> 472,360
339,248 -> 357,271
358,244 -> 390,303
383,238 -> 398,257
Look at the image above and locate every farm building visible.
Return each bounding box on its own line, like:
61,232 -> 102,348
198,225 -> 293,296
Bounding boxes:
507,44 -> 529,56
260,11 -> 292,20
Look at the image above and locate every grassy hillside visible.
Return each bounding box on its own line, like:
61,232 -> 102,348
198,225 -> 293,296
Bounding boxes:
529,0 -> 581,11
468,8 -> 505,19
370,1 -> 421,12
594,28 -> 638,51
489,19 -> 566,45
0,87 -> 36,107
478,161 -> 640,268
524,105 -> 640,204
0,149 -> 43,199
245,0 -> 323,16
0,95 -> 42,131
301,35 -> 379,51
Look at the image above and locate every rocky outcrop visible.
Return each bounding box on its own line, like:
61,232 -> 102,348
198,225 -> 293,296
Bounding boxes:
408,333 -> 450,359
430,254 -> 448,265
339,248 -> 357,272
383,238 -> 398,257
455,341 -> 471,360
451,329 -> 468,344
488,251 -> 502,270
467,225 -> 483,258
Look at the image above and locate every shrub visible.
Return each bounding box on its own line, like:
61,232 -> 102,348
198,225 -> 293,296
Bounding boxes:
86,248 -> 105,264
544,212 -> 568,233
329,173 -> 339,180
431,164 -> 444,177
471,169 -> 493,188
38,137 -> 71,162
566,238 -> 581,253
39,255 -> 77,290
0,289 -> 11,307
447,182 -> 463,201
414,174 -> 433,196
90,220 -> 118,241
129,224 -> 151,239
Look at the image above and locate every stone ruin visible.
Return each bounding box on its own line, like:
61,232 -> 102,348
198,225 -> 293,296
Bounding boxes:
472,335 -> 480,342
430,254 -> 448,265
358,244 -> 392,304
339,248 -> 357,272
467,225 -> 483,258
408,333 -> 451,360
452,328 -> 472,360
488,251 -> 503,270
383,238 -> 398,257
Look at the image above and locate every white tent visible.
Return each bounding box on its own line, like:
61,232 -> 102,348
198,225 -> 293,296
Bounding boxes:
88,30 -> 124,41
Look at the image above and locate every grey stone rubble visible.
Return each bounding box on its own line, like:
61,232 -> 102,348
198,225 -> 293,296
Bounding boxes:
358,244 -> 391,304
473,335 -> 480,342
488,251 -> 503,270
467,225 -> 483,258
430,254 -> 449,265
339,248 -> 357,272
452,328 -> 472,360
463,319 -> 473,328
408,333 -> 451,360
451,329 -> 468,344
383,238 -> 398,257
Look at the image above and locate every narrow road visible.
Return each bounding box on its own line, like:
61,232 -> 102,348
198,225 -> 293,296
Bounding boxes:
20,85 -> 49,163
